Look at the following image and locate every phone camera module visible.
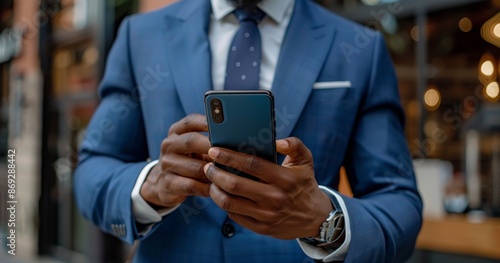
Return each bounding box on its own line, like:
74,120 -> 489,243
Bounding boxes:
210,99 -> 224,124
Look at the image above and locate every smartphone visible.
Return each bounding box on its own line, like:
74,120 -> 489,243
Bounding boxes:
204,90 -> 277,180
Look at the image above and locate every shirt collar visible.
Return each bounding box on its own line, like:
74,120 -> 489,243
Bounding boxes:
211,0 -> 294,24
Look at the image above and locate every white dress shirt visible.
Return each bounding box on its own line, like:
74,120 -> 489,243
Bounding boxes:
130,0 -> 350,261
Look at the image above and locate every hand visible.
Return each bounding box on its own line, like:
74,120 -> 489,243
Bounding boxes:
141,114 -> 212,209
204,137 -> 332,239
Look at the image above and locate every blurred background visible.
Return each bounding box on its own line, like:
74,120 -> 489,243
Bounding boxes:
0,0 -> 499,262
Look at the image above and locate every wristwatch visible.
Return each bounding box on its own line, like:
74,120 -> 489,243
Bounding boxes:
300,192 -> 345,252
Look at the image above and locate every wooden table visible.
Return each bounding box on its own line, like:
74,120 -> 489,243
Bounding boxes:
416,216 -> 500,259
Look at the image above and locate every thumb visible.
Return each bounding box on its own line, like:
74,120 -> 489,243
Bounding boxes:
276,137 -> 313,166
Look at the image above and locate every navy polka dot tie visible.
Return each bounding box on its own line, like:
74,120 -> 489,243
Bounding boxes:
224,8 -> 266,90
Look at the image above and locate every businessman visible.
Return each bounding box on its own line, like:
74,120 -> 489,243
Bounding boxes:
74,0 -> 423,262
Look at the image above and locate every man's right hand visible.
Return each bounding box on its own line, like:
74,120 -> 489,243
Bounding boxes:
140,114 -> 212,209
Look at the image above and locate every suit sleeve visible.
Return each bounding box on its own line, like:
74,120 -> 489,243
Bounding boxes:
340,33 -> 423,262
73,17 -> 149,244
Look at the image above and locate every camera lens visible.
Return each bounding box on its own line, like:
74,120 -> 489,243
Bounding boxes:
211,99 -> 224,123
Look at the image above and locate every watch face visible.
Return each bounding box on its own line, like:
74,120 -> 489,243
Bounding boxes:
325,213 -> 344,242
326,221 -> 336,241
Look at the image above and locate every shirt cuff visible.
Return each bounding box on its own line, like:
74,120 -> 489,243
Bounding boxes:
131,160 -> 181,225
297,186 -> 351,262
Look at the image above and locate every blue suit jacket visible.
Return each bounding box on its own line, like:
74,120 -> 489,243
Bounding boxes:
74,0 -> 422,262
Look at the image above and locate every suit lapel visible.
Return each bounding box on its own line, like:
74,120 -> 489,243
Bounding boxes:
272,0 -> 337,139
162,0 -> 337,134
164,0 -> 213,115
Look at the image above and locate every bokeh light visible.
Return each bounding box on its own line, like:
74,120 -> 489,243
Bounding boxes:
459,17 -> 473,32
481,60 -> 495,76
485,81 -> 500,101
424,87 -> 441,111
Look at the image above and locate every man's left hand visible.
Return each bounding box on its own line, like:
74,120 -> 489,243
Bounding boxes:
204,137 -> 333,240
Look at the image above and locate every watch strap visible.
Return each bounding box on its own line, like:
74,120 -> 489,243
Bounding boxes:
300,190 -> 346,250
317,222 -> 346,253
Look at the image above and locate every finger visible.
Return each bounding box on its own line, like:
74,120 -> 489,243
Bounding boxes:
191,153 -> 212,163
160,155 -> 210,182
204,163 -> 273,201
207,148 -> 280,184
226,212 -> 279,238
168,114 -> 208,136
162,132 -> 211,155
276,137 -> 313,166
161,174 -> 211,197
208,183 -> 275,220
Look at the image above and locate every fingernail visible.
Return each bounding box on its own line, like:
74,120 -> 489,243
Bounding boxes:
208,148 -> 220,158
209,183 -> 218,196
276,140 -> 288,148
203,163 -> 212,174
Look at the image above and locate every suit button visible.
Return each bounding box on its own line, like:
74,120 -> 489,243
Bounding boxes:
111,224 -> 117,235
222,221 -> 235,238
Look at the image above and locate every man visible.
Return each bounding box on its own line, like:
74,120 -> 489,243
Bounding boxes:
74,0 -> 422,262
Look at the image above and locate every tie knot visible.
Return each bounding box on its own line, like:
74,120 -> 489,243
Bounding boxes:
233,8 -> 266,24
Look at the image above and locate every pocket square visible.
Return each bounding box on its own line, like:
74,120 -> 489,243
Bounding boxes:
313,81 -> 352,89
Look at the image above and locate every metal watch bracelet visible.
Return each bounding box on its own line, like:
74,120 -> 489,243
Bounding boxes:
300,189 -> 345,249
